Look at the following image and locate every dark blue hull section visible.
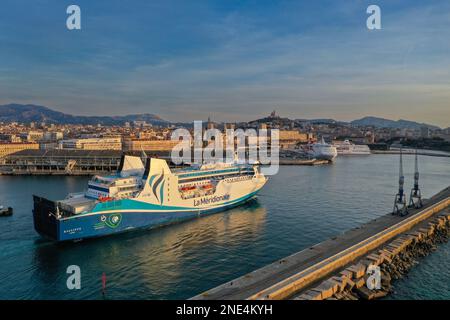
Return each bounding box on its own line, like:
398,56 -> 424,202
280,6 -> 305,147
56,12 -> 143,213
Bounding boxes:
33,194 -> 257,242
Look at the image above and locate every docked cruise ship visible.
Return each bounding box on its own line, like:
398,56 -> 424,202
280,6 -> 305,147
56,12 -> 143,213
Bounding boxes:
302,138 -> 338,161
33,155 -> 267,241
333,140 -> 371,155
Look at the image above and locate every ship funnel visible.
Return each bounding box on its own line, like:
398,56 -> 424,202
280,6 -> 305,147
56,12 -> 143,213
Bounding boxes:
138,158 -> 172,204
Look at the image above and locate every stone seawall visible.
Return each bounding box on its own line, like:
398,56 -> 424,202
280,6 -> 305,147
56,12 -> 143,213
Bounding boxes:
295,210 -> 450,300
192,187 -> 450,300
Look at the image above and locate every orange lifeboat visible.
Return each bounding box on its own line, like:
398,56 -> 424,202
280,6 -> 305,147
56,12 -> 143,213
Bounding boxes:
181,185 -> 196,191
98,196 -> 112,202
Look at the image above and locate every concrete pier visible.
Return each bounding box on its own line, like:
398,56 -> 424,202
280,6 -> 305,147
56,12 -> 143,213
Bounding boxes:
192,187 -> 450,300
0,150 -> 170,175
371,150 -> 450,158
278,159 -> 331,166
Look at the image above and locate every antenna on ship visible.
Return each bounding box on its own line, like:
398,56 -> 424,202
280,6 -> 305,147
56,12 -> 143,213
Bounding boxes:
140,146 -> 148,162
409,149 -> 423,209
393,147 -> 408,216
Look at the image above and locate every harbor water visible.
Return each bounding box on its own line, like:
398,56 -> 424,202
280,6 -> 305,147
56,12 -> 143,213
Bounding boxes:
0,154 -> 449,299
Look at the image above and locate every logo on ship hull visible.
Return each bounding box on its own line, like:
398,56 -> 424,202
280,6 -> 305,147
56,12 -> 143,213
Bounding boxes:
105,213 -> 122,228
148,171 -> 165,205
194,194 -> 230,207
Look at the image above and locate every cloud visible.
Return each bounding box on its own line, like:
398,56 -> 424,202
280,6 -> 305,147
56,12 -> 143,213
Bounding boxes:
0,0 -> 449,126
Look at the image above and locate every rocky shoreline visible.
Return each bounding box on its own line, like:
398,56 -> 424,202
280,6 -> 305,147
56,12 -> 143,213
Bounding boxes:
379,221 -> 449,298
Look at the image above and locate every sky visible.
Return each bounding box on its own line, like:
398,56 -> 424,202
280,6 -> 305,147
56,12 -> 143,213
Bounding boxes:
0,0 -> 449,127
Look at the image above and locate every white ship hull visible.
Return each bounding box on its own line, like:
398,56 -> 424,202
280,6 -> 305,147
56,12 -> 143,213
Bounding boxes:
333,140 -> 371,155
303,138 -> 338,161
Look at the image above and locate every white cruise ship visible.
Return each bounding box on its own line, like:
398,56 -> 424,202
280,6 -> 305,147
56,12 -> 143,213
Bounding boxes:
302,138 -> 338,161
333,140 -> 371,155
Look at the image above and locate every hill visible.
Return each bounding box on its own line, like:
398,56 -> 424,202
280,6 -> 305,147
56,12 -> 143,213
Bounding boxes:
0,103 -> 168,125
350,116 -> 440,130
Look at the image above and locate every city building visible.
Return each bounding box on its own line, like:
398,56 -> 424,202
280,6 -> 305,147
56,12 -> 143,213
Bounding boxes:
43,131 -> 64,141
420,126 -> 431,138
0,142 -> 39,158
59,137 -> 122,150
123,138 -> 180,151
278,130 -> 311,149
27,131 -> 44,142
207,117 -> 215,130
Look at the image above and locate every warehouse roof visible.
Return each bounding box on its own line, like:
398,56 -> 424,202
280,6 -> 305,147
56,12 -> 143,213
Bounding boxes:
5,149 -> 171,158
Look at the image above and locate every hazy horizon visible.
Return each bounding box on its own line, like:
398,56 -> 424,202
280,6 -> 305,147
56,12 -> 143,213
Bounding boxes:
1,102 -> 449,128
1,1 -> 449,126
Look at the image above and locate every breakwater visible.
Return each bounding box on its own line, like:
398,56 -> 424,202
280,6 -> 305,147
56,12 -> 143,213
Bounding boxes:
278,159 -> 331,166
371,150 -> 450,158
193,187 -> 450,300
295,209 -> 450,300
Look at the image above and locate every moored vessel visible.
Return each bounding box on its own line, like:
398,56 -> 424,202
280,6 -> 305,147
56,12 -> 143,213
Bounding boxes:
302,138 -> 337,161
0,205 -> 13,217
333,140 -> 371,155
33,155 -> 267,241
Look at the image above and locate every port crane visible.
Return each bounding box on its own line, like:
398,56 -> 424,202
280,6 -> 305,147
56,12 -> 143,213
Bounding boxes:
393,147 -> 408,216
409,149 -> 423,209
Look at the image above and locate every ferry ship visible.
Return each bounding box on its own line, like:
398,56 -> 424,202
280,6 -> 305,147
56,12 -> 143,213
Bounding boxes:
33,155 -> 267,242
333,140 -> 371,155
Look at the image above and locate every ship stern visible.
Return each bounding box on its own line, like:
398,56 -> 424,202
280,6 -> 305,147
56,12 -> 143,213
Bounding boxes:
33,195 -> 59,241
